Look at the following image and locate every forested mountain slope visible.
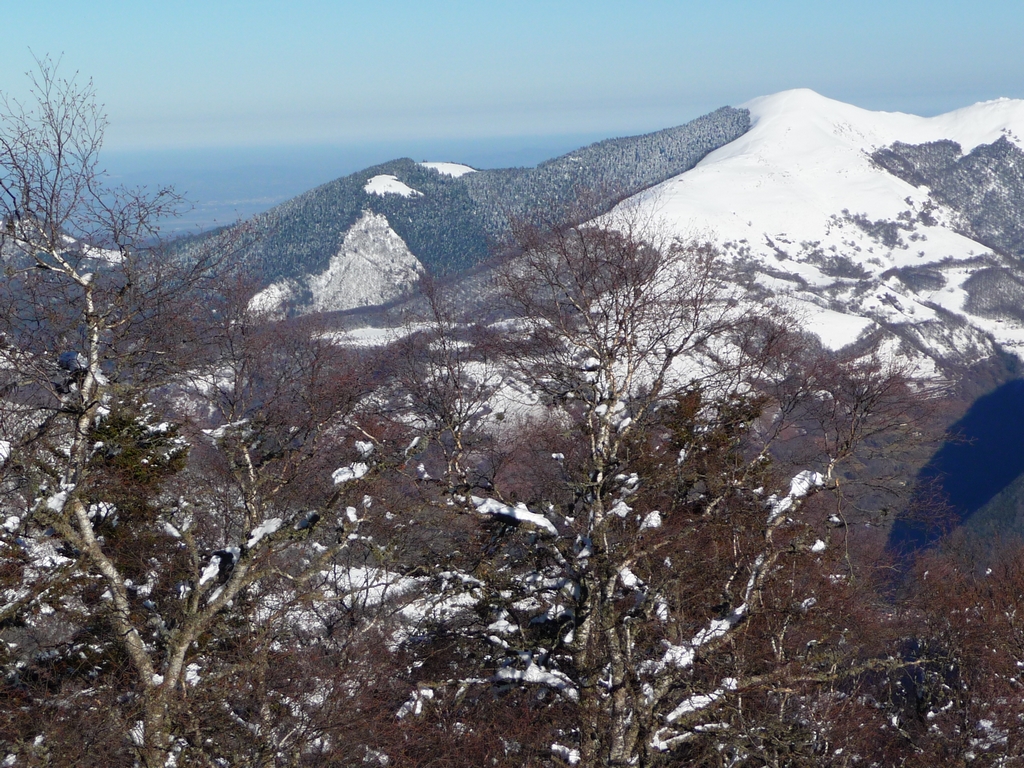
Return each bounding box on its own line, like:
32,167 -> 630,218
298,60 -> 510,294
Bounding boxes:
233,88 -> 1024,377
225,106 -> 750,301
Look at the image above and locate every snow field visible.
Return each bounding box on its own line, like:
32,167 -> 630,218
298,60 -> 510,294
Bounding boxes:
617,88 -> 1024,363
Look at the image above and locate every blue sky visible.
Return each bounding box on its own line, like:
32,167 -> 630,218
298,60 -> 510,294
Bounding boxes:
7,0 -> 1023,150
6,1 -> 1023,229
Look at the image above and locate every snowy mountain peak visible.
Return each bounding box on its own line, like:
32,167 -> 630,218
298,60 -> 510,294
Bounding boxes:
619,90 -> 1024,373
742,88 -> 1024,153
228,91 -> 1024,379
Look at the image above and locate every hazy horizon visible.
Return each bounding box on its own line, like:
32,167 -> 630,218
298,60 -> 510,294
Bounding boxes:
7,1 -> 1021,152
11,0 -> 1023,231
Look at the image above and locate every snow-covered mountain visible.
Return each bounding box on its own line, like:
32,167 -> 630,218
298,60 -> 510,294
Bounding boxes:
614,89 -> 1024,376
224,88 -> 1024,379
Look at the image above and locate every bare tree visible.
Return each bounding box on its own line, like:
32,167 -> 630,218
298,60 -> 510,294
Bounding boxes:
0,60 -> 406,767
385,273 -> 503,493
0,58 -> 202,765
377,206 -> 937,767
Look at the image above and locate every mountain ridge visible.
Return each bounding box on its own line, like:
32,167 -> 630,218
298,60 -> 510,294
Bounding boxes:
211,106 -> 751,293
609,88 -> 1024,377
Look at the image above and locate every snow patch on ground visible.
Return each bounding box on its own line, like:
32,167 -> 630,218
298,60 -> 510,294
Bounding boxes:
332,462 -> 369,485
419,161 -> 476,177
364,174 -> 423,197
784,298 -> 876,350
551,744 -> 582,764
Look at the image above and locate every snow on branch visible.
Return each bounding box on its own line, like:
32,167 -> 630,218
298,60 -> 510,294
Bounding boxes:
245,517 -> 283,549
766,469 -> 824,524
664,677 -> 738,724
494,662 -> 579,700
471,496 -> 558,535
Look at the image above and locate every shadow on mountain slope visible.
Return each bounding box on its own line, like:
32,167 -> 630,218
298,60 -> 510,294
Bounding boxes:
889,378 -> 1024,553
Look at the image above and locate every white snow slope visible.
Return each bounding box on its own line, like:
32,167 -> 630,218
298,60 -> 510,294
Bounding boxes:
419,161 -> 476,178
618,89 -> 1024,370
308,211 -> 424,313
364,174 -> 423,198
